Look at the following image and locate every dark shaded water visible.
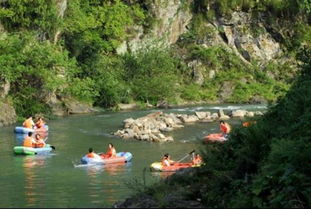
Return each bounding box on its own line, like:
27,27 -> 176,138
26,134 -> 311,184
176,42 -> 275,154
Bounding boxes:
0,104 -> 266,207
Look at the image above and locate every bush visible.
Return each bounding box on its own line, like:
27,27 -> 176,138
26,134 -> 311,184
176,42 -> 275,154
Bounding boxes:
0,0 -> 61,39
122,46 -> 180,104
0,32 -> 87,117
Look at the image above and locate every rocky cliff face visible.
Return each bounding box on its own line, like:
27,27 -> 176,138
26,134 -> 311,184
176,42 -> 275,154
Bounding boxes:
118,2 -> 284,65
0,99 -> 16,127
53,0 -> 67,43
116,1 -> 297,103
0,79 -> 16,126
207,12 -> 282,64
117,0 -> 193,54
121,1 -> 297,76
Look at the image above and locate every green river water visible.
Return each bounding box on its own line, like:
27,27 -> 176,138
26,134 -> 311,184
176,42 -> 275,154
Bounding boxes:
0,104 -> 266,208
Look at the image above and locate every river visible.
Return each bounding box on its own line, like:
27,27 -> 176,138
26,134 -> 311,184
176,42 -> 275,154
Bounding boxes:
0,104 -> 266,208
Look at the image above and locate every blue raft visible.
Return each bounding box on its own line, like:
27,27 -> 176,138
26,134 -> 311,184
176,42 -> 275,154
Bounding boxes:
14,125 -> 49,134
81,152 -> 132,165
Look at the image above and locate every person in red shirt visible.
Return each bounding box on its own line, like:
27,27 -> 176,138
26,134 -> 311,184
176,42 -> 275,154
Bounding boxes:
219,120 -> 231,139
35,117 -> 45,129
101,143 -> 117,158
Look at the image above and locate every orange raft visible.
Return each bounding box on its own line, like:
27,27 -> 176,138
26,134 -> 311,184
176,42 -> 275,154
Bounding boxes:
203,133 -> 227,143
150,162 -> 200,172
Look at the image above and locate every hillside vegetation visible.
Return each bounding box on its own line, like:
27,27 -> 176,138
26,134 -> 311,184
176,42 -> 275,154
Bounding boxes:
0,0 -> 310,119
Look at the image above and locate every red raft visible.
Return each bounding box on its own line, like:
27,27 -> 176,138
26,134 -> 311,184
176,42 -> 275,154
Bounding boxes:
203,133 -> 227,143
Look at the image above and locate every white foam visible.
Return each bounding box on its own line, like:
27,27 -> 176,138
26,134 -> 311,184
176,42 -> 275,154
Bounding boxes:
173,108 -> 190,112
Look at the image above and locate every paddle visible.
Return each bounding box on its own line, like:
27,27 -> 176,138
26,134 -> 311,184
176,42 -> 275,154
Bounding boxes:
176,149 -> 195,163
42,137 -> 55,150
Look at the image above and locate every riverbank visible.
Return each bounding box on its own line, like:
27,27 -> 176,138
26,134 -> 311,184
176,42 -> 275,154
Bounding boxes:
113,168 -> 204,208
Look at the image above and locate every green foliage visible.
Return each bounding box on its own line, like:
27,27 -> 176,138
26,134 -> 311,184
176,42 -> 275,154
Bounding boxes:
122,46 -> 180,104
0,32 -> 90,117
193,0 -> 310,18
90,55 -> 130,107
0,0 -> 61,38
0,0 -> 308,117
180,84 -> 202,101
293,23 -> 311,49
185,45 -> 292,103
63,0 -> 145,64
180,83 -> 218,102
63,77 -> 97,102
190,46 -> 247,70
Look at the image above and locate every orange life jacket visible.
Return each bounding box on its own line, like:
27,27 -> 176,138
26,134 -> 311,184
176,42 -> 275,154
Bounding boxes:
87,153 -> 95,158
243,121 -> 256,127
34,138 -> 45,148
23,136 -> 34,147
192,156 -> 202,165
23,119 -> 33,129
35,143 -> 44,148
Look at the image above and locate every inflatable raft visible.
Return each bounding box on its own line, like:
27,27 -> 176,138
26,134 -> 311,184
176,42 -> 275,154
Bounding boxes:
204,133 -> 227,143
81,152 -> 133,165
14,125 -> 49,134
150,162 -> 200,172
14,144 -> 53,155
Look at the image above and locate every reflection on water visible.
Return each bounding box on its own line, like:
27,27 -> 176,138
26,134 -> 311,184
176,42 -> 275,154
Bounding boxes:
82,162 -> 132,205
21,155 -> 49,207
150,171 -> 175,178
104,162 -> 132,176
76,162 -> 132,177
86,165 -> 103,204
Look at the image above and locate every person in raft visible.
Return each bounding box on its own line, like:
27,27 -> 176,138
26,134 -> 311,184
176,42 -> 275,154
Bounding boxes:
23,116 -> 35,129
35,117 -> 46,129
87,148 -> 101,159
219,120 -> 231,140
23,132 -> 36,147
101,143 -> 117,158
33,134 -> 46,148
192,153 -> 203,166
162,153 -> 175,167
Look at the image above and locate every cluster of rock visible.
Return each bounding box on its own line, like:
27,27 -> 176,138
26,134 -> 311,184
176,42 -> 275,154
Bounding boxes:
0,80 -> 17,127
0,101 -> 17,127
114,109 -> 264,142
